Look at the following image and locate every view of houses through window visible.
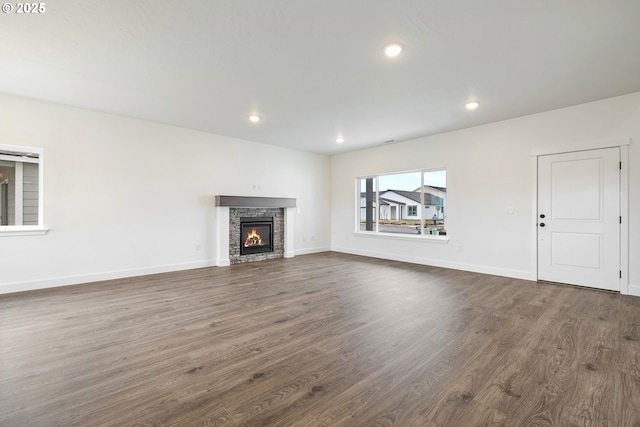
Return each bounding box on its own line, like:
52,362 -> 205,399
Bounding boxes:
358,169 -> 446,236
0,148 -> 41,227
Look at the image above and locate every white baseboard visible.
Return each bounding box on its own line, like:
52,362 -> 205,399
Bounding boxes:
3,250 -> 631,297
627,284 -> 640,297
331,246 -> 536,281
0,260 -> 216,295
295,246 -> 331,256
1,248 -> 333,294
215,258 -> 231,267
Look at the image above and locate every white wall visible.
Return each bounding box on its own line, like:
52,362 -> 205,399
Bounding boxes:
0,94 -> 331,294
331,92 -> 640,296
2,92 -> 638,296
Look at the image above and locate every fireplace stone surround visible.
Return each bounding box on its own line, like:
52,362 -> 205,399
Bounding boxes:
231,209 -> 280,263
214,196 -> 296,266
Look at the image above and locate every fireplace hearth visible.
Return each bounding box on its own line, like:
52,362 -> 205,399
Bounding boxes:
240,217 -> 273,255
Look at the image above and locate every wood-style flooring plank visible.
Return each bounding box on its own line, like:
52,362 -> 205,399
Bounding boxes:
1,252 -> 639,426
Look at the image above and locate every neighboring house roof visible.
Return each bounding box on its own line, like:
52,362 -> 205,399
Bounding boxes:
360,193 -> 389,205
414,185 -> 447,193
379,197 -> 405,206
363,189 -> 444,205
382,189 -> 422,204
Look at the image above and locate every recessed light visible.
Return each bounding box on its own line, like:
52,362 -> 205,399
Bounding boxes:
384,43 -> 403,58
249,115 -> 261,122
465,102 -> 479,110
336,136 -> 344,144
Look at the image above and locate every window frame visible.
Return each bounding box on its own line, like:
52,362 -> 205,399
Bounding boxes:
0,144 -> 47,236
356,174 -> 379,233
355,168 -> 448,242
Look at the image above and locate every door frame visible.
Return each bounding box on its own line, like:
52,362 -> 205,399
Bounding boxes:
531,139 -> 630,295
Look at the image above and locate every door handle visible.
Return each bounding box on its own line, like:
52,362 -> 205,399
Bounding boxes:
539,223 -> 546,227
539,214 -> 545,219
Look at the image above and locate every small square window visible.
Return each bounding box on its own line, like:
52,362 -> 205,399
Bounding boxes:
0,146 -> 44,233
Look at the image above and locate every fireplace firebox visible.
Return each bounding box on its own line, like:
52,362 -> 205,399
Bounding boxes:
240,217 -> 274,256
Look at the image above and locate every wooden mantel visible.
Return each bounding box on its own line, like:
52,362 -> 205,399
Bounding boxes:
215,195 -> 297,208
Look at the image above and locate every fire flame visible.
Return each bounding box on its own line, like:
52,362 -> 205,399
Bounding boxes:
244,228 -> 263,247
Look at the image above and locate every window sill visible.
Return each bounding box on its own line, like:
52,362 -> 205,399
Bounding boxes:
354,231 -> 449,243
0,227 -> 49,237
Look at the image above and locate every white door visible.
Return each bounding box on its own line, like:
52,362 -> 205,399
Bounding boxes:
537,147 -> 620,291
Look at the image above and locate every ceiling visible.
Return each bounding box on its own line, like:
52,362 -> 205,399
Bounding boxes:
1,1 -> 640,155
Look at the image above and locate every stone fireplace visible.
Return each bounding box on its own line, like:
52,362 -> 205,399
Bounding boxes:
230,209 -> 282,263
214,196 -> 296,266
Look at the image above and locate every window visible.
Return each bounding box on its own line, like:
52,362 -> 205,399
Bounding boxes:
357,169 -> 446,237
0,146 -> 45,234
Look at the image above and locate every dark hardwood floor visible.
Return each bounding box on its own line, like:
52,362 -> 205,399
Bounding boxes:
1,252 -> 639,426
